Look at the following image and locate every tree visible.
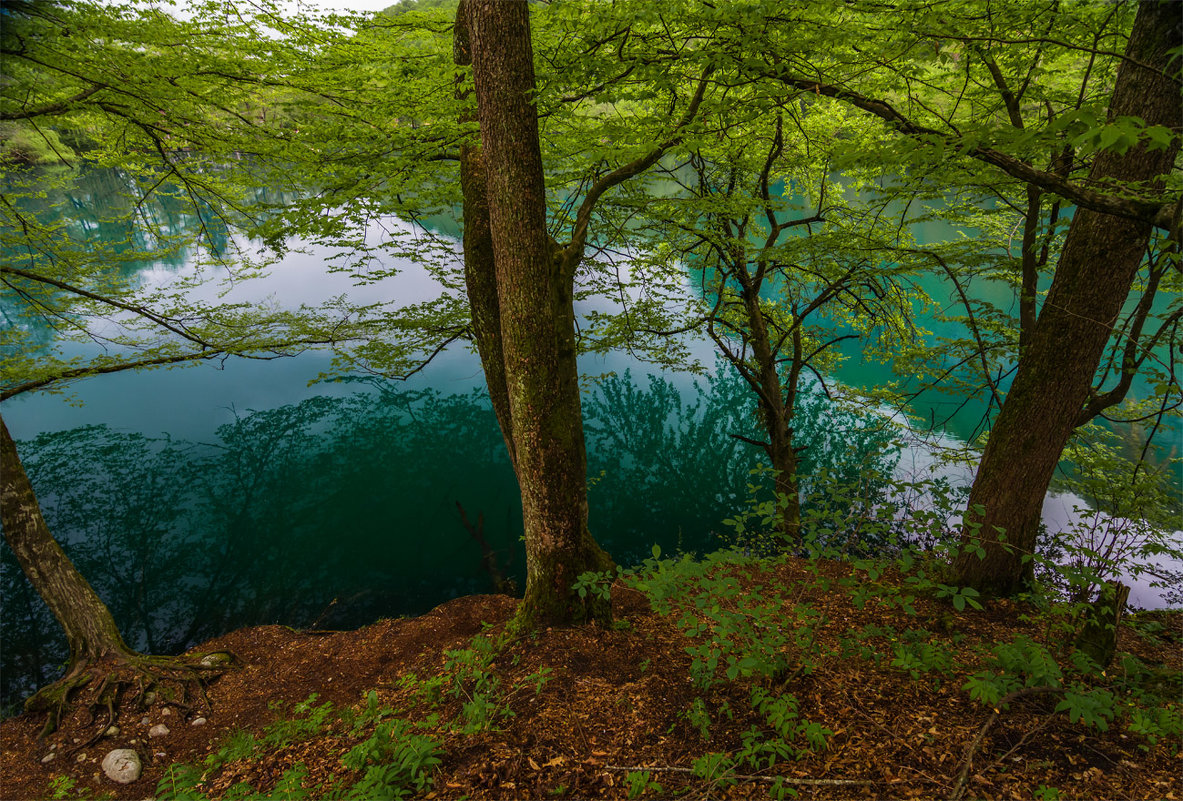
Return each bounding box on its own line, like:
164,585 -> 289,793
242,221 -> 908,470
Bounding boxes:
950,0 -> 1181,593
457,0 -> 613,626
739,0 -> 1179,593
618,104 -> 914,541
454,0 -> 719,625
0,415 -> 234,735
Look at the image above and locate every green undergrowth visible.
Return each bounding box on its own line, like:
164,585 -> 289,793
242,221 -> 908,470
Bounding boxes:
153,691 -> 442,800
136,484 -> 1179,800
150,627 -> 553,800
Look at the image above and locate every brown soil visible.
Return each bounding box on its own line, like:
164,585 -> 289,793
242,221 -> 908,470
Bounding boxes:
1,557 -> 1180,801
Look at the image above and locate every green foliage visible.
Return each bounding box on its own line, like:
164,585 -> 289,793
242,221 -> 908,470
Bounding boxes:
158,688 -> 443,800
1044,418 -> 1183,605
572,566 -> 621,604
624,770 -> 663,798
342,720 -> 442,800
690,752 -> 737,794
263,695 -> 335,748
1126,705 -> 1183,752
686,697 -> 712,741
890,639 -> 955,683
0,122 -> 77,165
46,775 -> 98,800
964,636 -> 1064,708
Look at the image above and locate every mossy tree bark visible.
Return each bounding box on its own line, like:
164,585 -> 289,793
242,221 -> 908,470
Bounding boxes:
461,0 -> 613,627
951,0 -> 1182,594
1,415 -> 136,677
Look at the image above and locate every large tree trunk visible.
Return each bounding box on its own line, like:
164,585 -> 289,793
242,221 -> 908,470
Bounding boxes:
463,0 -> 613,626
952,0 -> 1182,594
0,415 -> 134,679
454,6 -> 516,474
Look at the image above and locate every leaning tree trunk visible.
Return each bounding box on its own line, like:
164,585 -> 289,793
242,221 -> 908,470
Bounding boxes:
464,0 -> 613,627
0,414 -> 134,679
951,0 -> 1182,594
2,415 -> 232,736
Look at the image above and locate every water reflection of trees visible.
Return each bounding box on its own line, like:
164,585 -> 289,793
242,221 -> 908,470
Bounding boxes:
1,369 -> 898,709
585,366 -> 900,563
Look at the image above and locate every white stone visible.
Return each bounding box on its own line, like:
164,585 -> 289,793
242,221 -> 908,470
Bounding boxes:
105,725 -> 120,737
40,753 -> 56,764
161,707 -> 172,717
191,717 -> 207,726
101,749 -> 141,784
148,724 -> 170,738
140,717 -> 150,726
75,752 -> 87,763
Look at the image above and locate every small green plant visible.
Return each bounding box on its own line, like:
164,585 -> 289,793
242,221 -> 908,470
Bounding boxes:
573,565 -> 622,603
1127,705 -> 1183,751
1034,784 -> 1062,800
342,719 -> 442,799
691,751 -> 737,794
262,694 -> 335,748
686,697 -> 712,741
624,770 -> 663,798
890,639 -> 955,683
343,690 -> 396,735
47,775 -> 95,800
156,763 -> 210,800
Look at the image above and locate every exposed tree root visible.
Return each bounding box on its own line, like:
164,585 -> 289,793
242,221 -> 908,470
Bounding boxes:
24,649 -> 237,740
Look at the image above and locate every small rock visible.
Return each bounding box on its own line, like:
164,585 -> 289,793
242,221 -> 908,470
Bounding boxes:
140,717 -> 150,726
49,743 -> 57,750
75,752 -> 87,763
101,749 -> 141,784
40,753 -> 56,764
199,652 -> 226,667
161,707 -> 172,717
154,752 -> 166,758
72,738 -> 80,744
148,724 -> 170,738
105,725 -> 120,737
191,717 -> 207,726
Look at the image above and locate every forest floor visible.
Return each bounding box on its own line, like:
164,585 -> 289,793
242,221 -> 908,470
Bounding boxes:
1,556 -> 1180,801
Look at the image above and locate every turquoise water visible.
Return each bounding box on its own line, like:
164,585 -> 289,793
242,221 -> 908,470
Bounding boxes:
1,169 -> 905,706
2,166 -> 1175,709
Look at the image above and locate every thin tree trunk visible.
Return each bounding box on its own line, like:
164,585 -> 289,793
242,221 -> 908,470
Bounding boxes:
464,0 -> 613,626
952,0 -> 1182,594
1,415 -> 133,679
740,279 -> 802,541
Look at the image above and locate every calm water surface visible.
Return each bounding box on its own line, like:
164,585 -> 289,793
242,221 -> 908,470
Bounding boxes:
1,168 -> 1175,709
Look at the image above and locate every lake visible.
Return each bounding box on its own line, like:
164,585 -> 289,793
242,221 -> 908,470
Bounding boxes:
1,166 -> 1176,710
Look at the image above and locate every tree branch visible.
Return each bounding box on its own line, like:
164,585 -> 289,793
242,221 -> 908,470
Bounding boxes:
0,84 -> 104,121
768,73 -> 1173,228
562,65 -> 714,269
